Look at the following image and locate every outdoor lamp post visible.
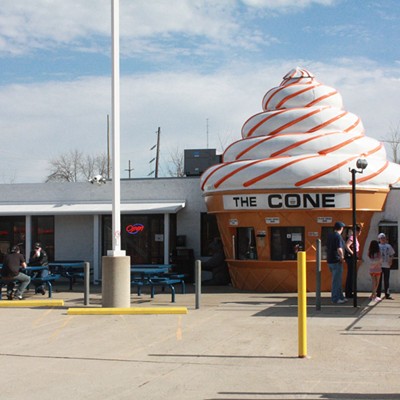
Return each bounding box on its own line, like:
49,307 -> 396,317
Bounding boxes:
350,158 -> 368,307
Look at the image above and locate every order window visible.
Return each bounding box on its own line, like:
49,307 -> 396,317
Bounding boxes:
236,227 -> 258,260
270,227 -> 304,261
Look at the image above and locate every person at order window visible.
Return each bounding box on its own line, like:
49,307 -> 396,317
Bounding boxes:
28,242 -> 49,296
326,221 -> 347,304
344,224 -> 362,299
376,233 -> 395,300
1,245 -> 31,300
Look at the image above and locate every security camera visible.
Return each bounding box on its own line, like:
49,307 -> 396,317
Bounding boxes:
89,175 -> 106,185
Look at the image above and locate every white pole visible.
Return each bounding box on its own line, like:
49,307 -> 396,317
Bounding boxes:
108,0 -> 125,256
102,0 -> 130,308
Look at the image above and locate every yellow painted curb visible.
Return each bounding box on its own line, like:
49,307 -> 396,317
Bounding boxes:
67,307 -> 188,315
0,299 -> 64,307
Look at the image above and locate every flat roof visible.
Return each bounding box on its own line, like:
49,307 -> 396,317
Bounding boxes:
0,201 -> 186,215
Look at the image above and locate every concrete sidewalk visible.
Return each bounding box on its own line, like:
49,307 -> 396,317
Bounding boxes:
0,284 -> 399,399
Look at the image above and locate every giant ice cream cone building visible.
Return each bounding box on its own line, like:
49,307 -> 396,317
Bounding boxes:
201,67 -> 400,292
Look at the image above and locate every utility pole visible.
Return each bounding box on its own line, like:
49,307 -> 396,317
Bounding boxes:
206,118 -> 209,148
155,127 -> 160,178
149,127 -> 161,178
125,160 -> 134,179
107,114 -> 110,179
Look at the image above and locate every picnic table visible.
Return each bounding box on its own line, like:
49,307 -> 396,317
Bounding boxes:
130,264 -> 186,303
0,264 -> 60,299
49,261 -> 87,290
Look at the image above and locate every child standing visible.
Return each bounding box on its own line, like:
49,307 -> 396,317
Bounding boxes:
368,240 -> 382,302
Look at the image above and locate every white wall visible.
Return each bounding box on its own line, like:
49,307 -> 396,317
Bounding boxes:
357,188 -> 400,293
55,215 -> 94,264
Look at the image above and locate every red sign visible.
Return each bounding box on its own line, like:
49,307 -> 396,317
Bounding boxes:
126,224 -> 145,235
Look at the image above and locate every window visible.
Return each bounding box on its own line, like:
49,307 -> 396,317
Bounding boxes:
270,227 -> 304,261
102,214 -> 176,264
31,216 -> 55,261
320,226 -> 335,260
200,213 -> 220,256
236,227 -> 257,260
0,216 -> 25,263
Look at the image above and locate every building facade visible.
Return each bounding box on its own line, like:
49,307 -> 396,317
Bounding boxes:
0,177 -> 216,283
0,177 -> 399,293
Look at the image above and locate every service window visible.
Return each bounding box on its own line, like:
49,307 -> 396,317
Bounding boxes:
236,227 -> 258,260
270,227 -> 304,261
320,226 -> 334,260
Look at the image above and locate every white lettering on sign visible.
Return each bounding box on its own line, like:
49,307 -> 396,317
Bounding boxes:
266,217 -> 280,224
223,193 -> 350,210
317,217 -> 333,223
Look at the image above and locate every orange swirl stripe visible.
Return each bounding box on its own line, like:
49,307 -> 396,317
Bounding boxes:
267,107 -> 328,136
275,84 -> 321,109
245,109 -> 287,137
318,134 -> 365,155
270,132 -> 338,157
352,161 -> 389,184
295,144 -> 382,187
243,154 -> 319,187
213,158 -> 269,189
201,161 -> 235,191
305,90 -> 338,107
307,111 -> 347,133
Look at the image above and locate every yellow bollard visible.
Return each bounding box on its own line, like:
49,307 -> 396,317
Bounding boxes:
297,251 -> 307,358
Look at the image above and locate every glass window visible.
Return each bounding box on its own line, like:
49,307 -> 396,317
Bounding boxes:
270,227 -> 304,261
102,214 -> 175,264
236,227 -> 258,260
320,226 -> 335,260
0,216 -> 25,263
200,213 -> 220,256
31,216 -> 55,261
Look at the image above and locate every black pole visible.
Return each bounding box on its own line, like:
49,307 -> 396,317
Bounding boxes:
351,168 -> 358,307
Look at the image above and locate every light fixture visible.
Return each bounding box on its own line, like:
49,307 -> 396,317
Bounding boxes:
349,158 -> 368,307
88,175 -> 106,185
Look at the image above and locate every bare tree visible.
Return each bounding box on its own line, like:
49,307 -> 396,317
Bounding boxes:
382,122 -> 400,164
166,147 -> 185,177
46,150 -> 109,182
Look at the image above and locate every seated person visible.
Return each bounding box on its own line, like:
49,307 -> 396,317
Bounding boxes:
29,242 -> 49,295
1,245 -> 31,300
202,238 -> 231,286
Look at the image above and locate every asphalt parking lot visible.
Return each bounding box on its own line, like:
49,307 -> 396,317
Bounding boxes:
1,283 -> 399,400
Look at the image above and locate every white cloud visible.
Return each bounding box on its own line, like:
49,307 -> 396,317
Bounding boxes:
1,59 -> 399,183
241,0 -> 336,10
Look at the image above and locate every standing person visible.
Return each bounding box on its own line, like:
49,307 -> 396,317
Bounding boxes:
344,225 -> 362,299
1,245 -> 31,300
377,233 -> 395,300
28,242 -> 49,295
326,221 -> 347,304
368,240 -> 382,302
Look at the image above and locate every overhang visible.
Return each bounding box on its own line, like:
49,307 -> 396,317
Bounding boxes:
0,201 -> 186,216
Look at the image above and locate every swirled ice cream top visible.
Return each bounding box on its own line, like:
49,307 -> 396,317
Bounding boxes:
201,67 -> 400,192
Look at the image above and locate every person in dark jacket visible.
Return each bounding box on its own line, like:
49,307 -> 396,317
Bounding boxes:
202,238 -> 231,286
326,221 -> 347,304
28,242 -> 49,295
1,245 -> 31,300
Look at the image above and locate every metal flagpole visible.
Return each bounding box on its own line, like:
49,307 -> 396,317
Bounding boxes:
102,0 -> 130,308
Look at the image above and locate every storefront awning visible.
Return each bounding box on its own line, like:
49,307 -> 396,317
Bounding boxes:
0,201 -> 186,215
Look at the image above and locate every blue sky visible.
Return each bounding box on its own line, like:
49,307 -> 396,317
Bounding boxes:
0,0 -> 399,183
